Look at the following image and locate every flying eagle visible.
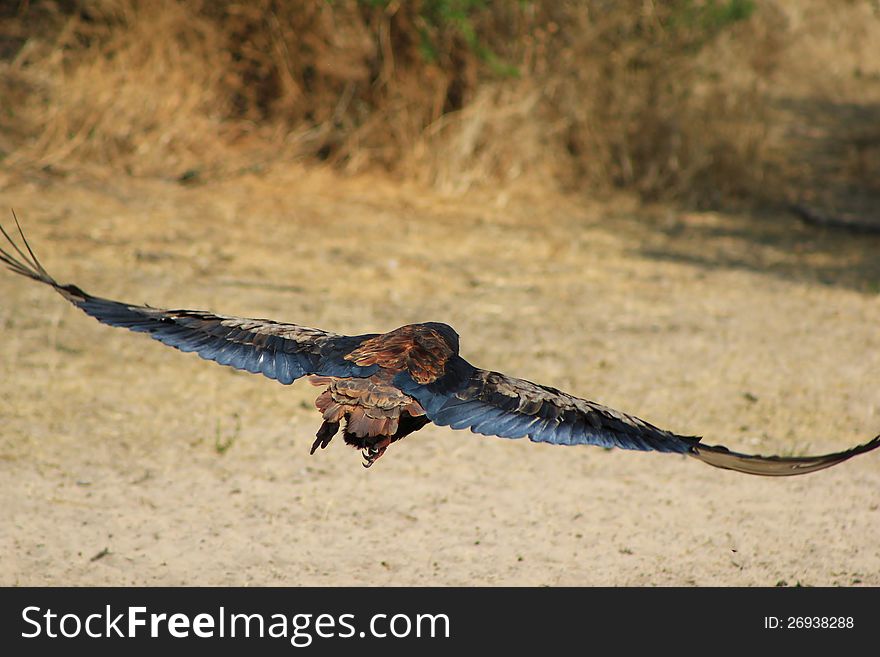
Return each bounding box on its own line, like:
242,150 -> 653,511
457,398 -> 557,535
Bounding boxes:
2,216 -> 878,474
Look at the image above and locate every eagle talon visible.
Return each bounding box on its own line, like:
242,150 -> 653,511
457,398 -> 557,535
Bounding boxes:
361,445 -> 385,468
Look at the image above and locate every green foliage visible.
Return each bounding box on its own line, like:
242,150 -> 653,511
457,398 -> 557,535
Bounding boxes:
360,0 -> 520,76
418,0 -> 483,63
669,0 -> 756,48
214,414 -> 241,455
683,0 -> 756,30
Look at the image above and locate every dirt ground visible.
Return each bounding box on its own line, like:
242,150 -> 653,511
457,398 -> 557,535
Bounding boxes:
0,164 -> 878,586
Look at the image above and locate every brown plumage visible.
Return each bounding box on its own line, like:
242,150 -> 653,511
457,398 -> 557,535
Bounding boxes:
308,372 -> 429,464
344,324 -> 455,384
1,214 -> 879,473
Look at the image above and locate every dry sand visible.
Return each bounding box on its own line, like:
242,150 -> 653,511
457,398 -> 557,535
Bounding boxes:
1,165 -> 878,586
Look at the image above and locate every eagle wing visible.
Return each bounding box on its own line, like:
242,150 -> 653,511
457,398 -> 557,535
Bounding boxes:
395,356 -> 880,476
395,357 -> 701,452
0,218 -> 376,385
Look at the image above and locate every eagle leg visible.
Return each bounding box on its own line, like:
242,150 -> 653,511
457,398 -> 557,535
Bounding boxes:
310,420 -> 339,455
361,437 -> 393,469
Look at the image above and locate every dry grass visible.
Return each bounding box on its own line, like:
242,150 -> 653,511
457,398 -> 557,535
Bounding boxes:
2,1 -> 266,178
1,1 -> 878,205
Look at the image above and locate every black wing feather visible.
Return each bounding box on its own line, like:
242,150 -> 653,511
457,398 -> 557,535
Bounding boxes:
0,219 -> 376,385
395,357 -> 880,475
396,357 -> 700,453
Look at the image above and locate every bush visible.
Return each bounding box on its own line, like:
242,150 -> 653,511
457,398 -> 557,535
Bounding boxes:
0,0 -> 807,205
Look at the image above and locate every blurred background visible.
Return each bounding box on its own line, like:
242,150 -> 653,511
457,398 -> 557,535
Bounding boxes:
1,1 -> 879,587
1,0 -> 878,215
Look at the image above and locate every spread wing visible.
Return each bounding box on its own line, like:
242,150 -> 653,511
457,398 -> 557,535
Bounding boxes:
395,356 -> 880,476
0,217 -> 376,385
396,358 -> 702,453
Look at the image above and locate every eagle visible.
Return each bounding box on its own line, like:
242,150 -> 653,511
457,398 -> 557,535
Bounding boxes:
2,215 -> 878,474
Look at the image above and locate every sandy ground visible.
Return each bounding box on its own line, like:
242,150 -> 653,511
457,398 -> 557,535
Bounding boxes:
0,165 -> 878,586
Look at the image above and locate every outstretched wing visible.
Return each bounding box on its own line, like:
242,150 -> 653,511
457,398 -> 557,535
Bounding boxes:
395,356 -> 880,476
0,217 -> 376,385
396,357 -> 701,453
